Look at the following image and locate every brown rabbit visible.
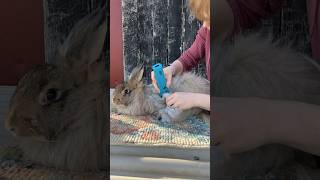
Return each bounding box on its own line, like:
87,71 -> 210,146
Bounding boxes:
111,66 -> 210,123
212,34 -> 320,179
4,6 -> 107,171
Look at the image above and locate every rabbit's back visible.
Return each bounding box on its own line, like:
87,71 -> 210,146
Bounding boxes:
170,72 -> 210,94
213,34 -> 320,105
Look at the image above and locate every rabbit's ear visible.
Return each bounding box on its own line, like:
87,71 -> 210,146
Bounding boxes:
128,66 -> 144,84
57,5 -> 107,71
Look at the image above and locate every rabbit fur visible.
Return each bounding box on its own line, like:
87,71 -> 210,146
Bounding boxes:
111,66 -> 210,123
212,34 -> 320,179
214,34 -> 320,104
5,6 -> 107,171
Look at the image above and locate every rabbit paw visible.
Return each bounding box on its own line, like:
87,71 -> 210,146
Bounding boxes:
1,160 -> 18,168
151,112 -> 161,121
0,146 -> 23,168
160,116 -> 172,123
158,110 -> 173,123
0,146 -> 23,161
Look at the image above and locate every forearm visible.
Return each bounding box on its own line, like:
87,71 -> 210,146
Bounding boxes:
222,0 -> 286,34
194,93 -> 210,111
213,97 -> 320,156
213,0 -> 286,41
213,0 -> 234,40
269,100 -> 320,156
170,60 -> 184,75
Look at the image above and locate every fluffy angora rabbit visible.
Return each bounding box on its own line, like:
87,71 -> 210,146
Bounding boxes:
5,6 -> 107,171
112,66 -> 210,122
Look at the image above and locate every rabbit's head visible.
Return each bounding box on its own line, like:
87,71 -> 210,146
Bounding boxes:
112,66 -> 144,106
5,7 -> 107,142
5,65 -> 68,141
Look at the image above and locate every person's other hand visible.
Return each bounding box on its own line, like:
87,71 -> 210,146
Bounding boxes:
151,66 -> 173,93
166,92 -> 196,110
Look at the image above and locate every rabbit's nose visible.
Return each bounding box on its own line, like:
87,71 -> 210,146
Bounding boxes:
114,98 -> 121,103
9,128 -> 15,132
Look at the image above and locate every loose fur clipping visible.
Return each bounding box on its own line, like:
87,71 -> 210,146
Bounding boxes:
111,66 -> 210,123
5,6 -> 107,171
212,34 -> 320,179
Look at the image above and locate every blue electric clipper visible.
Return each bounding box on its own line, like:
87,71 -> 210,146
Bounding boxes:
152,63 -> 171,98
152,63 -> 181,121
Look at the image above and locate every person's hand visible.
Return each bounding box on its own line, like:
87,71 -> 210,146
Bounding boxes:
151,66 -> 173,93
166,92 -> 196,110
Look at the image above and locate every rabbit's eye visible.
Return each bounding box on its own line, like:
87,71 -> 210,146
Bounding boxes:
39,88 -> 63,106
124,89 -> 130,94
47,89 -> 57,101
46,88 -> 62,102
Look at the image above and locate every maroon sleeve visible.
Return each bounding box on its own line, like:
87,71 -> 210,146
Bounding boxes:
227,0 -> 286,32
178,26 -> 206,71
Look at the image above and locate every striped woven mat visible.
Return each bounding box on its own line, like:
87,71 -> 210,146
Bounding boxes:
110,112 -> 210,148
0,112 -> 209,179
